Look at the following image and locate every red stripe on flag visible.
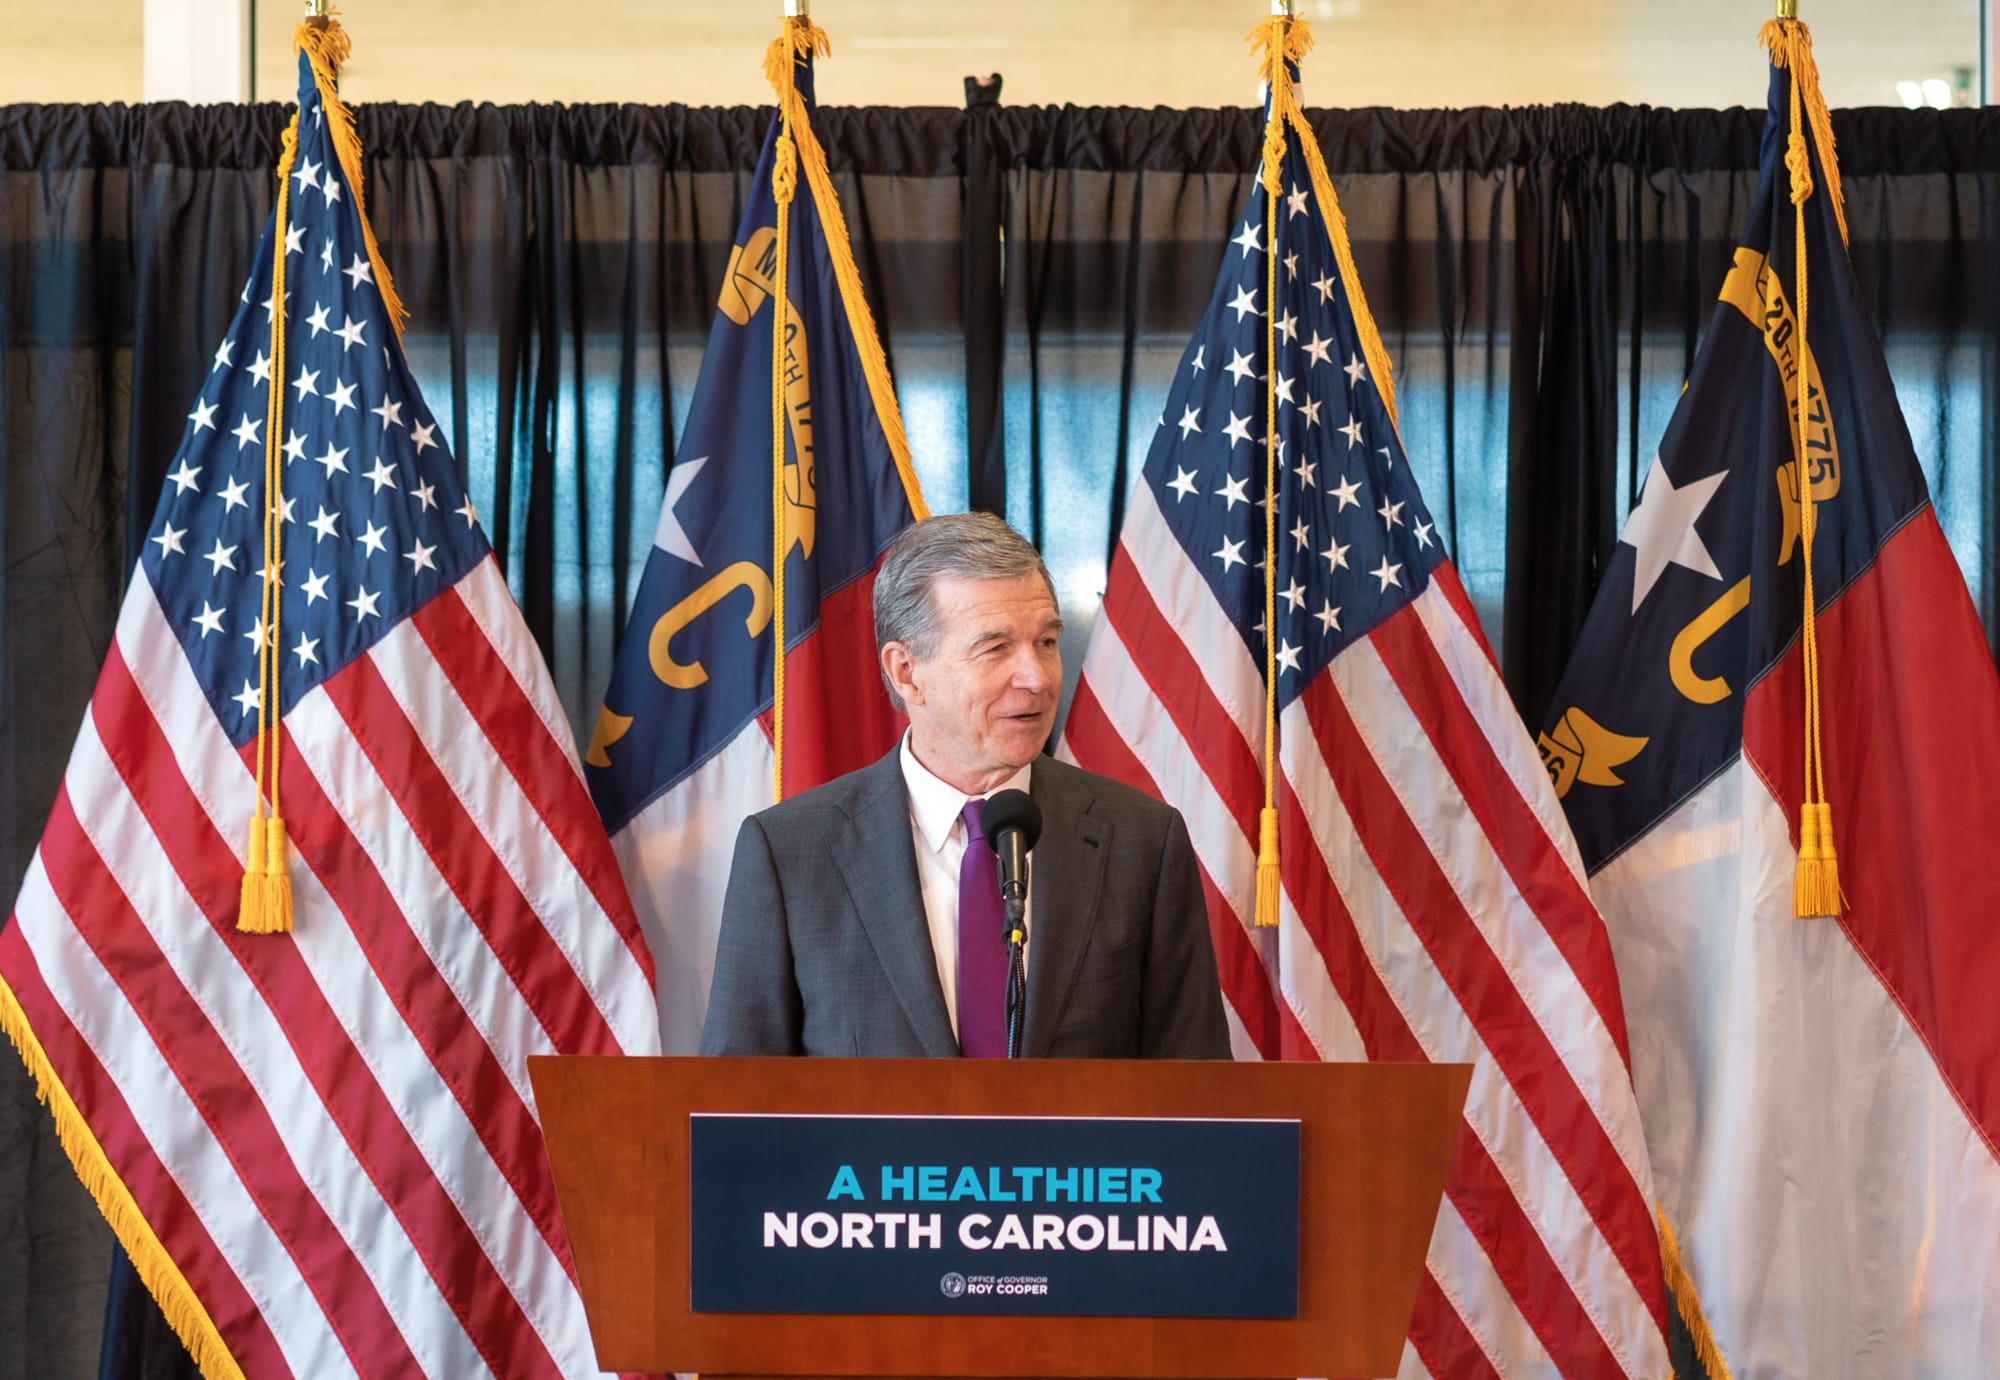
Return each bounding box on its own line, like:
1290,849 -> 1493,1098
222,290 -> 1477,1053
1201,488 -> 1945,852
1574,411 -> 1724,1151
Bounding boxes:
1368,603 -> 1635,1068
88,648 -> 563,1377
270,729 -> 573,1272
1431,563 -> 1501,669
0,922 -> 293,1379
319,652 -> 622,1056
1744,510 -> 2000,1161
411,588 -> 654,983
1445,1135 -> 1629,1380
760,569 -> 906,796
1274,774 -> 1422,1061
1273,772 -> 1628,1374
1099,545 -> 1264,843
35,787 -> 412,1378
1298,672 -> 1668,1340
1407,1269 -> 1504,1380
1063,676 -> 1285,1059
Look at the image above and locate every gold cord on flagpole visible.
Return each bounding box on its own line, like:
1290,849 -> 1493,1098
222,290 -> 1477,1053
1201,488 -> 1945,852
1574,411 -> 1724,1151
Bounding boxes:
761,17 -> 927,524
1762,15 -> 1846,918
1248,14 -> 1295,929
762,16 -> 822,803
242,109 -> 298,933
240,11 -> 389,932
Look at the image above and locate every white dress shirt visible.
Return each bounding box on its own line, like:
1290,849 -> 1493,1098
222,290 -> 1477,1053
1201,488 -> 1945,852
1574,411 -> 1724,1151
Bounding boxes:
899,731 -> 1032,1040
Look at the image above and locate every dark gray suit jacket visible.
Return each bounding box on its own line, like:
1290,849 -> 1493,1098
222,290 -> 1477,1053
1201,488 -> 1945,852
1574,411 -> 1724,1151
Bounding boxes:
699,749 -> 1231,1058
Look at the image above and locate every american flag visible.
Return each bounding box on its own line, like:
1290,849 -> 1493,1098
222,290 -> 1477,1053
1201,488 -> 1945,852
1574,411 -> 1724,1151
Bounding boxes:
0,42 -> 659,1380
1059,86 -> 1675,1379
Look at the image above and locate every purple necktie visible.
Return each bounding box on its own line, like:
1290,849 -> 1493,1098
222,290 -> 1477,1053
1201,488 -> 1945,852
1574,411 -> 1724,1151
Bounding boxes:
956,799 -> 1008,1058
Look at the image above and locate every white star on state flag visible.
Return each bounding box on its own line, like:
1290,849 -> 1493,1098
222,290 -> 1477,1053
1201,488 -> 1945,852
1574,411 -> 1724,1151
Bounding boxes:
1620,453 -> 1729,613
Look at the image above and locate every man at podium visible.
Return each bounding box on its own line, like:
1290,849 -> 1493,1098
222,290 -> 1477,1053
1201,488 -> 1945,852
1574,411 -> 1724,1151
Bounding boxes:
701,513 -> 1230,1061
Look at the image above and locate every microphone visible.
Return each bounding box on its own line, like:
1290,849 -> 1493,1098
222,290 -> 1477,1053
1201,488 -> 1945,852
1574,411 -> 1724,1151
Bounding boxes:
978,790 -> 1041,1060
978,790 -> 1042,909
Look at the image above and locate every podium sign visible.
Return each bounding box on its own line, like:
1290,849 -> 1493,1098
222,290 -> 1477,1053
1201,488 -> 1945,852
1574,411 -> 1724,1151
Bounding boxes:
529,1055 -> 1469,1378
688,1113 -> 1301,1317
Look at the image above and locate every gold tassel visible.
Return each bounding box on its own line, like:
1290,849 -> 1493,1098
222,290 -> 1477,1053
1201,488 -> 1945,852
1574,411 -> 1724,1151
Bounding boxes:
237,817 -> 268,933
1792,801 -> 1824,918
260,816 -> 295,935
1812,799 -> 1843,915
1254,807 -> 1281,928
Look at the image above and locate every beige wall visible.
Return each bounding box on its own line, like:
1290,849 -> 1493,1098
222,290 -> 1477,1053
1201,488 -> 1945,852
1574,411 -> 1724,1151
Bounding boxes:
0,0 -> 1983,109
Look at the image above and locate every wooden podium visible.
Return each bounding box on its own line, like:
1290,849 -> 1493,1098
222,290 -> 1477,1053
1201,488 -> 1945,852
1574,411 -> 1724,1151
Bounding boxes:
528,1056 -> 1468,1379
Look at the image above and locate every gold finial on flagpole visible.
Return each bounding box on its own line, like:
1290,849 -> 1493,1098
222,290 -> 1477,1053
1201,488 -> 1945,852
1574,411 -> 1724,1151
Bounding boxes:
1776,0 -> 1798,17
305,0 -> 327,15
786,0 -> 810,16
1271,0 -> 1296,14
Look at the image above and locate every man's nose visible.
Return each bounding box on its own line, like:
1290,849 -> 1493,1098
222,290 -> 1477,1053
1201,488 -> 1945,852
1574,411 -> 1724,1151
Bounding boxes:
1011,647 -> 1056,694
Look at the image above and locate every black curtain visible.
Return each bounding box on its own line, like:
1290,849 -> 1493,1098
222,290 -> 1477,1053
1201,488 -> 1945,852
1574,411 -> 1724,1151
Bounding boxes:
3,97 -> 1998,1379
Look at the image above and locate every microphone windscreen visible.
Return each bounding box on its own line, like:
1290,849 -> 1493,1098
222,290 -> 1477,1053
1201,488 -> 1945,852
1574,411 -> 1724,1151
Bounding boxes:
979,789 -> 1042,853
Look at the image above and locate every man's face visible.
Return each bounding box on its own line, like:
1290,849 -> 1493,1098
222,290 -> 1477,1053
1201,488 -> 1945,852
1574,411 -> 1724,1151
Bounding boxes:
883,573 -> 1063,794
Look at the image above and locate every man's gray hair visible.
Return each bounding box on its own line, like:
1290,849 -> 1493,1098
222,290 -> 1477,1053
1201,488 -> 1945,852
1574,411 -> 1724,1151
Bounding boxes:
873,512 -> 1057,709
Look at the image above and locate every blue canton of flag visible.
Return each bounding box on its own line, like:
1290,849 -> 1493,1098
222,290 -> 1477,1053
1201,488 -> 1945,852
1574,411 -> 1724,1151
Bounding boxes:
1142,142 -> 1443,687
140,75 -> 485,729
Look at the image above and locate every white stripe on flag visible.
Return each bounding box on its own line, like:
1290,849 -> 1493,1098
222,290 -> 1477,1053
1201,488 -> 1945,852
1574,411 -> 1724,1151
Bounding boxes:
1118,483 -> 1265,752
614,721 -> 775,1053
285,686 -> 547,1110
456,558 -> 588,779
1282,700 -> 1661,1376
60,713 -> 492,1380
367,621 -> 657,1053
10,853 -> 359,1380
1596,759 -> 2000,1380
1408,585 -> 1588,886
1328,632 -> 1656,1201
1414,1196 -> 1559,1380
114,579 -> 598,1374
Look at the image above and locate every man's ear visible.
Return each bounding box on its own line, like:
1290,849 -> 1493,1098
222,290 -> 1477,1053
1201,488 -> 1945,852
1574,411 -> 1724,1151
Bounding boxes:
881,641 -> 924,707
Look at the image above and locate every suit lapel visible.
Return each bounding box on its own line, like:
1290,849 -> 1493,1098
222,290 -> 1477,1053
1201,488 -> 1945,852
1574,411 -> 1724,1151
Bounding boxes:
1023,760 -> 1108,1057
831,752 -> 960,1058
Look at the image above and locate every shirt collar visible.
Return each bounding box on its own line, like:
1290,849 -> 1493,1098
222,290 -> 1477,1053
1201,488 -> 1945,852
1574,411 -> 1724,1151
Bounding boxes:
899,730 -> 1033,855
